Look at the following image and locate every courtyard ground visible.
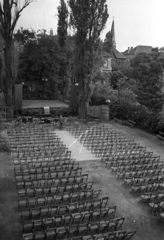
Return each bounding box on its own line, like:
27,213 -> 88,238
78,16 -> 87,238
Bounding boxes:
0,120 -> 164,240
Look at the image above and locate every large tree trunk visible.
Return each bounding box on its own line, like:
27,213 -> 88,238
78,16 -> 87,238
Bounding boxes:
78,74 -> 86,119
4,41 -> 14,119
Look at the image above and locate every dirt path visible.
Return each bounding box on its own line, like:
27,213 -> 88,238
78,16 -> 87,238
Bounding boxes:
55,130 -> 100,161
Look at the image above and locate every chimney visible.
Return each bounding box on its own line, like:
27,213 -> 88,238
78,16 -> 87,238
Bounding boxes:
128,47 -> 131,54
50,28 -> 53,36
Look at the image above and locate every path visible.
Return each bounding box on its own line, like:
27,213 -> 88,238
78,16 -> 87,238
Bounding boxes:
55,130 -> 100,161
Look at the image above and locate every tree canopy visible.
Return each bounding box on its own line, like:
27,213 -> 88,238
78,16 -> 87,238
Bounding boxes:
130,48 -> 164,113
17,30 -> 61,99
0,0 -> 33,116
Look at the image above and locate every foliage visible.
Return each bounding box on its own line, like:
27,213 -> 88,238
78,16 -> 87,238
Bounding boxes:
130,49 -> 164,113
17,30 -> 61,99
103,31 -> 113,53
110,70 -> 123,89
0,124 -> 10,152
68,0 -> 109,118
58,0 -> 68,50
14,28 -> 36,45
57,0 -> 69,101
91,81 -> 111,105
0,0 -> 33,117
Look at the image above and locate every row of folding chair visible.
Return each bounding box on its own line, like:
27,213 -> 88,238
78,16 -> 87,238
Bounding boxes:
141,191 -> 164,204
123,175 -> 164,187
18,182 -> 94,198
20,197 -> 110,220
18,190 -> 101,209
10,141 -> 60,147
117,168 -> 164,180
22,208 -> 118,233
107,156 -> 160,167
22,225 -> 136,240
107,158 -> 162,168
13,156 -> 73,165
15,163 -> 80,175
11,145 -> 68,154
11,150 -> 71,159
16,174 -> 89,189
130,182 -> 164,194
15,169 -> 82,182
111,162 -> 163,174
14,159 -> 76,171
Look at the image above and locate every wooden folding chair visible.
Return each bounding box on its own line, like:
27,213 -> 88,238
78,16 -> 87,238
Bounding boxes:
33,219 -> 43,232
34,231 -> 45,240
124,230 -> 137,239
31,208 -> 41,219
46,229 -> 56,240
68,225 -> 78,238
23,221 -> 33,233
23,233 -> 34,240
21,209 -> 31,220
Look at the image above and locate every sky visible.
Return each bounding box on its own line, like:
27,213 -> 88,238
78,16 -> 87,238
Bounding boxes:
16,0 -> 164,52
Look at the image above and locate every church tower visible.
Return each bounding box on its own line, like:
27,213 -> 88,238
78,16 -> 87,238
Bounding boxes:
111,18 -> 116,49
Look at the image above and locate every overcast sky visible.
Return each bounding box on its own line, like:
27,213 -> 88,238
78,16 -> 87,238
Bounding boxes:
16,0 -> 164,52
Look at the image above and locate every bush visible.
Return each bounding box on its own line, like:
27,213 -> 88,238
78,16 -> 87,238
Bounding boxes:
0,124 -> 10,152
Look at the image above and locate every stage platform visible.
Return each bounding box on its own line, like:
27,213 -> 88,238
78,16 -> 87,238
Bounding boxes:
22,100 -> 69,109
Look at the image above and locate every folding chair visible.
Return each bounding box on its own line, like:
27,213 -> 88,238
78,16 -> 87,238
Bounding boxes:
124,231 -> 137,239
58,205 -> 68,215
68,225 -> 78,238
63,214 -> 72,226
23,221 -> 33,233
56,227 -> 69,239
107,231 -> 117,240
31,208 -> 41,219
33,219 -> 43,232
40,206 -> 49,218
72,213 -> 82,225
46,229 -> 56,240
78,223 -> 89,236
54,216 -> 62,228
115,230 -> 127,239
18,198 -> 28,209
34,231 -> 45,240
28,197 -> 37,208
23,233 -> 34,240
50,206 -> 58,217
21,209 -> 31,220
101,197 -> 108,208
37,197 -> 46,207
89,222 -> 99,235
44,218 -> 54,229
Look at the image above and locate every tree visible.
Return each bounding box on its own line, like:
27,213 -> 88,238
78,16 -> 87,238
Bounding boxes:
17,30 -> 61,99
68,0 -> 109,118
0,0 -> 33,117
103,31 -> 113,53
130,49 -> 164,113
57,0 -> 69,102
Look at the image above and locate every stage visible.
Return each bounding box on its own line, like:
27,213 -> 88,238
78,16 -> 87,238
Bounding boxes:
22,100 -> 69,109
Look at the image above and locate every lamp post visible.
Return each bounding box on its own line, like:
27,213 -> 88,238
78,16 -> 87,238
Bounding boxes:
106,99 -> 111,121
